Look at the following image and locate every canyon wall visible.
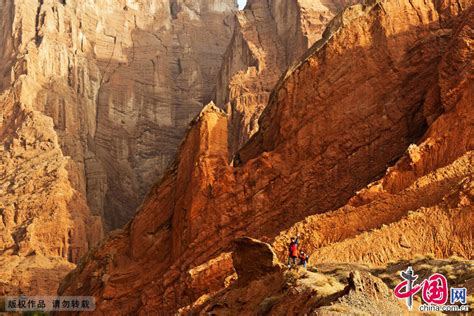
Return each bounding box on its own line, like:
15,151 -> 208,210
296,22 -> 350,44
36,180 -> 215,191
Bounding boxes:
0,0 -> 102,295
0,95 -> 103,295
0,0 -> 237,231
216,0 -> 357,155
0,0 -> 356,296
81,0 -> 237,229
59,0 -> 472,313
272,4 -> 474,264
0,0 -> 237,295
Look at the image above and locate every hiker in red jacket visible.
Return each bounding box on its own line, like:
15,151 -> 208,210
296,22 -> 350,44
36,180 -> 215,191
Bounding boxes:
299,250 -> 309,269
287,233 -> 300,268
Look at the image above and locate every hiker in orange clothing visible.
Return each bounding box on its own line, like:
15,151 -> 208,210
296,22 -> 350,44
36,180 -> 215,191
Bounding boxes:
287,233 -> 300,268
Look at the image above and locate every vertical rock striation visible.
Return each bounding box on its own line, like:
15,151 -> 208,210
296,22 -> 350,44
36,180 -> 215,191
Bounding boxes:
83,0 -> 237,229
0,0 -> 237,294
0,0 -> 236,231
216,0 -> 358,155
0,98 -> 103,295
0,0 -> 102,295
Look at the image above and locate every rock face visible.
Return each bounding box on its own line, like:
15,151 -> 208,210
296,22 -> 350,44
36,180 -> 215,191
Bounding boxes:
273,153 -> 473,265
60,102 -> 232,312
0,0 -> 236,231
216,0 -> 357,155
80,0 -> 237,229
232,237 -> 283,284
59,0 -> 473,314
272,4 -> 474,264
189,249 -> 405,315
0,0 -> 236,295
0,97 -> 102,295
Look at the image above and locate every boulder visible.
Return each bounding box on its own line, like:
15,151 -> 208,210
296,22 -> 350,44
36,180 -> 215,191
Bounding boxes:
232,237 -> 283,284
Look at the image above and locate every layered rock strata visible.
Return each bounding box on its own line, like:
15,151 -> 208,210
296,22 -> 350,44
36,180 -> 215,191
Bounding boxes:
59,0 -> 472,314
273,5 -> 473,264
0,96 -> 102,295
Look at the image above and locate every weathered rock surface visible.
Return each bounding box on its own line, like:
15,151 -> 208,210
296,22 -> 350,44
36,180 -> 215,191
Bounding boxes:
188,246 -> 400,315
216,0 -> 357,155
273,153 -> 473,265
59,0 -> 473,314
0,0 -> 236,295
188,256 -> 473,315
0,0 -> 237,231
0,96 -> 102,295
81,0 -> 237,229
273,5 -> 474,265
232,237 -> 283,284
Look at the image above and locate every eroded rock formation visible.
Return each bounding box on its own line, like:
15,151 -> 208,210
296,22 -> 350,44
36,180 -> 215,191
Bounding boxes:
232,237 -> 283,284
0,0 -> 236,231
273,4 -> 474,264
81,0 -> 237,229
0,0 -> 237,295
59,0 -> 473,314
189,252 -> 472,314
216,0 -> 358,155
0,97 -> 102,295
188,241 -> 405,315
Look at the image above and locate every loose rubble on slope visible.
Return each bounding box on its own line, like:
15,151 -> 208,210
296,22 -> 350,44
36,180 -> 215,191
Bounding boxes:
187,239 -> 473,314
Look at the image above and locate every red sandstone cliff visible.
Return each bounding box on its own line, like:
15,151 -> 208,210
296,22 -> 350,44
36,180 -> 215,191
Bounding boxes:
0,0 -> 364,299
216,0 -> 358,155
59,0 -> 473,314
0,2 -> 103,293
0,0 -> 236,296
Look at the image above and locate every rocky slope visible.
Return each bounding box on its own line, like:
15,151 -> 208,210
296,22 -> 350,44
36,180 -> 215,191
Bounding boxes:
273,3 -> 474,264
216,0 -> 358,155
0,0 -> 361,299
188,239 -> 473,314
59,0 -> 473,314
